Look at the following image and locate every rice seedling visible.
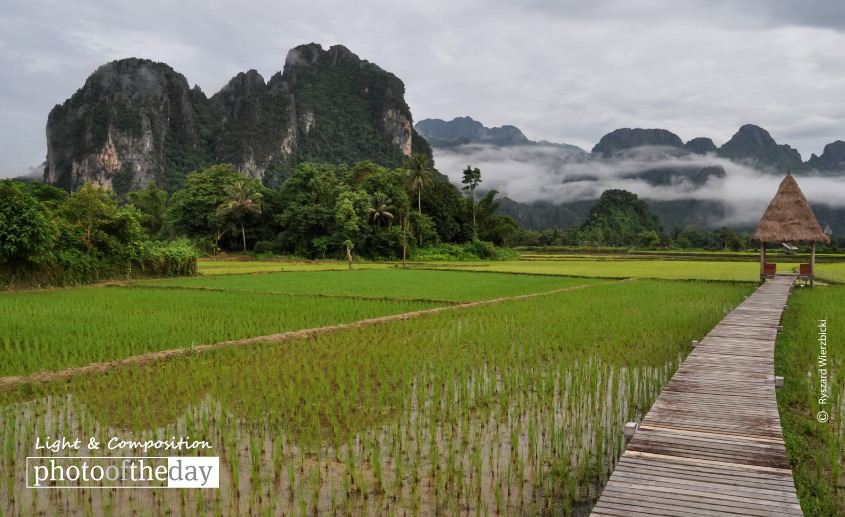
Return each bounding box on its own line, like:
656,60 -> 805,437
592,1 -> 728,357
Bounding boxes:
197,259 -> 390,276
0,279 -> 752,515
415,258 -> 767,281
0,287 -> 440,376
815,262 -> 845,284
147,268 -> 603,302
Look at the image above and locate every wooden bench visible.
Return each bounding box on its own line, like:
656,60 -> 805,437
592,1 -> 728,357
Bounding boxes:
798,263 -> 814,284
760,262 -> 776,283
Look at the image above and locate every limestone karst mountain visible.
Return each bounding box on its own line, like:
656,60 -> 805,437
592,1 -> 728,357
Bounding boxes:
45,44 -> 432,194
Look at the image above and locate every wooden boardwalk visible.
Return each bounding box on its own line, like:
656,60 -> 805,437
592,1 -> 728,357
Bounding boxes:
592,274 -> 803,516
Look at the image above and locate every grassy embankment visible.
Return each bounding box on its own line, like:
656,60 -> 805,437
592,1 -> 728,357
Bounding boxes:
776,285 -> 845,516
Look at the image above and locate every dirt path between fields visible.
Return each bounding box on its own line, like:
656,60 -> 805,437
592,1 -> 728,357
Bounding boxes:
0,278 -> 636,392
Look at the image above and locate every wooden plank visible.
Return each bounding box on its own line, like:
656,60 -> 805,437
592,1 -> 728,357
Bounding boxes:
591,275 -> 802,515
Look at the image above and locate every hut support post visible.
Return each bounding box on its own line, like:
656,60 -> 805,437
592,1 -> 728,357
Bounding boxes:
811,241 -> 816,288
760,244 -> 766,283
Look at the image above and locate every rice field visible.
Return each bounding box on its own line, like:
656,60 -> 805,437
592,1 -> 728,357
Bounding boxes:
0,287 -> 440,377
0,279 -> 752,516
196,254 -> 845,283
148,269 -> 605,302
776,285 -> 845,515
4,255 -> 842,515
415,259 -> 764,281
815,262 -> 845,284
197,259 -> 390,275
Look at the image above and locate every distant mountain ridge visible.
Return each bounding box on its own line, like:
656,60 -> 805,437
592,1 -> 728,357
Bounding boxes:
588,124 -> 834,174
414,116 -> 585,153
425,118 -> 844,233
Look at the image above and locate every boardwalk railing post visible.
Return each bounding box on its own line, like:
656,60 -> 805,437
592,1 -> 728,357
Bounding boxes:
775,376 -> 784,388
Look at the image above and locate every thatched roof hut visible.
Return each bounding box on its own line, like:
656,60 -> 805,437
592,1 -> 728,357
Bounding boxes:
752,173 -> 828,285
751,173 -> 830,244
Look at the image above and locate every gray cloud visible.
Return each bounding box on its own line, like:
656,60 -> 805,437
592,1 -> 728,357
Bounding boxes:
1,0 -> 844,181
433,144 -> 845,227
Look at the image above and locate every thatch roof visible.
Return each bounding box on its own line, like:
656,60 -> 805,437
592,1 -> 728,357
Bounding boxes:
751,174 -> 830,243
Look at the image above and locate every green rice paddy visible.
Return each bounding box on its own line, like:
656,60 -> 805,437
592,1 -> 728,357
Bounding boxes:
197,259 -> 390,275
149,269 -> 604,302
1,279 -> 751,516
0,287 -> 439,377
2,255 -> 842,516
415,259 -> 764,281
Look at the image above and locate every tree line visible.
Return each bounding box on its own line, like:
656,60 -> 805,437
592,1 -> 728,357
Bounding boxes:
1,154 -> 519,287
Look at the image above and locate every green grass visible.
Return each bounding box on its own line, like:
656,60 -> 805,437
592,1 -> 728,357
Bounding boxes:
0,287 -> 440,377
815,262 -> 845,284
414,259 -> 764,281
776,285 -> 845,516
1,279 -> 752,515
197,259 -> 390,275
148,269 -> 604,302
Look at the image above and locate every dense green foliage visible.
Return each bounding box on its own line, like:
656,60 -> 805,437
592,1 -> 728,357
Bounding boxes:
127,181 -> 167,235
0,180 -> 56,268
163,164 -> 280,252
243,161 -> 515,260
776,286 -> 844,515
0,180 -> 198,289
579,189 -> 662,246
282,45 -> 420,182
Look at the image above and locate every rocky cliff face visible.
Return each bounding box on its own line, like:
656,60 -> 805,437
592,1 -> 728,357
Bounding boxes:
45,45 -> 428,192
45,58 -> 213,194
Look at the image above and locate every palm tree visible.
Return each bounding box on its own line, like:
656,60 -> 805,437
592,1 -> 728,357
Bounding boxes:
216,181 -> 263,252
404,153 -> 434,213
397,207 -> 411,268
368,192 -> 394,229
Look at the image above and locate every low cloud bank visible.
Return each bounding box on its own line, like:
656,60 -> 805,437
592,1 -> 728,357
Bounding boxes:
433,144 -> 845,227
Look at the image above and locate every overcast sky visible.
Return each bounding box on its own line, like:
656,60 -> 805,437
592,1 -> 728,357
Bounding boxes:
2,0 -> 844,178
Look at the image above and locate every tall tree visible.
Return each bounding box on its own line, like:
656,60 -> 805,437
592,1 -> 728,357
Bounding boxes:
461,165 -> 482,226
368,192 -> 395,229
164,164 -> 260,248
0,180 -> 56,267
397,207 -> 411,268
62,182 -> 116,253
334,192 -> 362,269
403,153 -> 434,213
216,181 -> 263,252
128,181 -> 167,235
